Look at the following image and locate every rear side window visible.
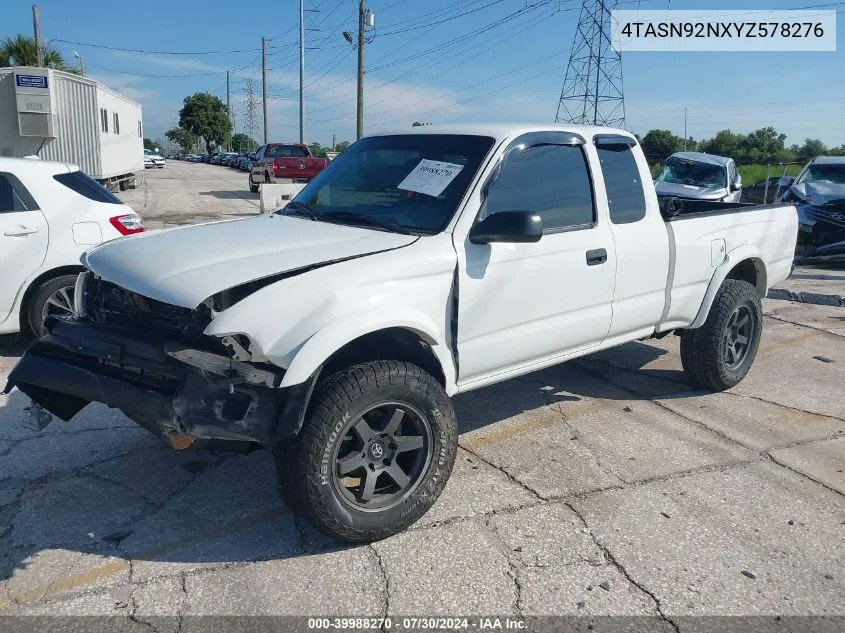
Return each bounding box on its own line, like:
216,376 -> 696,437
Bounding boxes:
0,172 -> 39,212
595,141 -> 646,224
485,144 -> 595,231
54,170 -> 122,204
266,145 -> 309,158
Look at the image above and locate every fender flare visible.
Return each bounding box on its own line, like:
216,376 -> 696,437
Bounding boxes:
278,309 -> 457,393
688,244 -> 768,329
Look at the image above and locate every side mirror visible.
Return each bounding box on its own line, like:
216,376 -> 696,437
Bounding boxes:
730,179 -> 742,192
469,211 -> 543,245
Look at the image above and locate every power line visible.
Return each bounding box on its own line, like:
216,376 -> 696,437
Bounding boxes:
83,63 -> 225,78
52,39 -> 260,55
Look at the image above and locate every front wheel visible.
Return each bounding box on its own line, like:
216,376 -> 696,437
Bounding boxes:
275,361 -> 457,543
27,274 -> 80,336
249,175 -> 259,193
680,279 -> 762,391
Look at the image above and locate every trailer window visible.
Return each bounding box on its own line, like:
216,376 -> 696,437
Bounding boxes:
113,113 -> 120,135
54,171 -> 122,204
100,108 -> 108,133
596,142 -> 646,224
138,121 -> 142,138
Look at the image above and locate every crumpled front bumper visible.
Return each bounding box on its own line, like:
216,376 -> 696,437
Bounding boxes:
3,317 -> 288,449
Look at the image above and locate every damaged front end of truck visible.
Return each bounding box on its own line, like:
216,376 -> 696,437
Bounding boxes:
3,272 -> 306,451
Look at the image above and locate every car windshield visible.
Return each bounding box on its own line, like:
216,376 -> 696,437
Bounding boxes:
796,163 -> 845,185
656,157 -> 727,188
277,134 -> 496,234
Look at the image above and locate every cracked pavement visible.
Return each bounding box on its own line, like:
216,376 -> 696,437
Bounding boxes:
0,163 -> 842,627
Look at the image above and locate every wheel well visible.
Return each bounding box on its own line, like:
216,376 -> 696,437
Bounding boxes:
320,328 -> 446,387
726,258 -> 766,298
19,265 -> 85,331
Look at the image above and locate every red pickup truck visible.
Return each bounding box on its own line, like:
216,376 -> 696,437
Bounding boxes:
249,143 -> 328,192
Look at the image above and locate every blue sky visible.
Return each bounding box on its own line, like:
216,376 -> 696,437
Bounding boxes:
5,0 -> 845,148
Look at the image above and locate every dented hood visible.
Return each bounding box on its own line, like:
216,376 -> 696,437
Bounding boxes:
654,180 -> 730,201
82,214 -> 417,308
788,182 -> 845,207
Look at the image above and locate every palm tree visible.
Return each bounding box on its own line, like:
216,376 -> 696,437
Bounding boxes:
0,34 -> 78,72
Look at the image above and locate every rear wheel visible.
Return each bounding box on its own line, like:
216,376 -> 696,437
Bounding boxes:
27,274 -> 80,336
680,279 -> 762,391
275,361 -> 457,543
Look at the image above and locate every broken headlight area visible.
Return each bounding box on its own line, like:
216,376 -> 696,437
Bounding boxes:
4,297 -> 290,450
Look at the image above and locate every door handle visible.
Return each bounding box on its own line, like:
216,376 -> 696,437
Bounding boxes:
586,248 -> 608,266
4,227 -> 39,237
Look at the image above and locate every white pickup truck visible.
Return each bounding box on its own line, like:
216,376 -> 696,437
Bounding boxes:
4,124 -> 798,543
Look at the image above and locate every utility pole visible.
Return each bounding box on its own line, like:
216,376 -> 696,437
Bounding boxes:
226,70 -> 231,151
32,5 -> 44,67
299,0 -> 305,144
356,0 -> 365,140
262,36 -> 269,144
684,106 -> 688,150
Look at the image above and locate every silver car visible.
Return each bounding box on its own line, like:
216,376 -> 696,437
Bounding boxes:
654,152 -> 741,202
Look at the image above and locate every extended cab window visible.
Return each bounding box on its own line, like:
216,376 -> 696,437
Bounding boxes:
485,144 -> 594,231
54,171 -> 122,204
595,141 -> 646,224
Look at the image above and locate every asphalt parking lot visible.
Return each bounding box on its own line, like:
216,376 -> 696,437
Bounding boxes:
0,161 -> 842,627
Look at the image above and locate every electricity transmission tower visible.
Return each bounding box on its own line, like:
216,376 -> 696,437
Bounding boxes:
244,79 -> 259,147
555,0 -> 625,128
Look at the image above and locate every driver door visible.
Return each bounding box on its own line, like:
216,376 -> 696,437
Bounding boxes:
455,133 -> 616,385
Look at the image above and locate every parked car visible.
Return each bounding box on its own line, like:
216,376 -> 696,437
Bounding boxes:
249,143 -> 328,192
778,156 -> 845,264
143,149 -> 166,169
237,155 -> 252,171
654,152 -> 741,202
4,124 -> 797,543
0,157 -> 143,337
741,176 -> 795,204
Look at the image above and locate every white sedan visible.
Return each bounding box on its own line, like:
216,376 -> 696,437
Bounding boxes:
0,157 -> 143,336
144,149 -> 165,168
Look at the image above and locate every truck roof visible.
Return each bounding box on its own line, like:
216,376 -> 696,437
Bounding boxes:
365,123 -> 637,145
809,156 -> 845,165
668,152 -> 733,167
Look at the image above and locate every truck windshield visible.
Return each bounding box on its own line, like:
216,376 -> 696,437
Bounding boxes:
656,158 -> 727,188
279,134 -> 496,234
796,163 -> 845,185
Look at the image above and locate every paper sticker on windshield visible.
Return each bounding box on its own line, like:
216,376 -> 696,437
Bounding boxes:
397,159 -> 464,197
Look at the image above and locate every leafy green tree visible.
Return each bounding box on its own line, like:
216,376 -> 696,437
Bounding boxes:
166,127 -> 198,153
308,142 -> 328,159
698,130 -> 745,158
335,141 -> 351,152
143,138 -> 157,151
743,127 -> 787,156
0,34 -> 77,71
641,129 -> 684,163
231,133 -> 257,152
178,92 -> 232,154
796,138 -> 828,159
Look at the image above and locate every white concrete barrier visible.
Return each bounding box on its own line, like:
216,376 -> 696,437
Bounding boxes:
259,181 -> 307,213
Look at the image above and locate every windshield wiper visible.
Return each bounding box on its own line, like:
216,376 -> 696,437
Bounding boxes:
323,211 -> 413,235
283,200 -> 319,220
